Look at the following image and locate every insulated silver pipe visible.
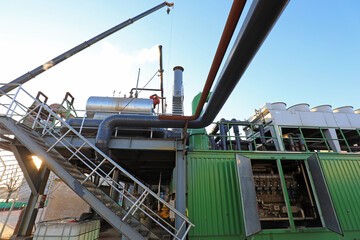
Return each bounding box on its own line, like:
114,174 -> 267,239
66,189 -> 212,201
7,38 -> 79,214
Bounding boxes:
95,0 -> 290,154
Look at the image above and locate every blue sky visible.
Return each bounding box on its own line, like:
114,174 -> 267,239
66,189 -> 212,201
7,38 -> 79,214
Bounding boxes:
1,0 -> 360,122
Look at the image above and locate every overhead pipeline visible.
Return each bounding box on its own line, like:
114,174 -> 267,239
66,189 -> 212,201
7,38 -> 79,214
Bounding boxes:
94,0 -> 290,154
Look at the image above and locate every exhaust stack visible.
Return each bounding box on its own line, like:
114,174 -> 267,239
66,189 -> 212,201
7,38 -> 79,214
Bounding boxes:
172,66 -> 184,115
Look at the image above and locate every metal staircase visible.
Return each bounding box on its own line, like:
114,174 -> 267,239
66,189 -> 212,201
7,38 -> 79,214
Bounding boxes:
0,84 -> 193,240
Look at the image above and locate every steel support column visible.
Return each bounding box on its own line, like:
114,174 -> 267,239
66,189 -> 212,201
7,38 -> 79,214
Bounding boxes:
10,144 -> 50,237
175,140 -> 186,238
269,126 -> 283,151
323,129 -> 341,152
109,169 -> 120,201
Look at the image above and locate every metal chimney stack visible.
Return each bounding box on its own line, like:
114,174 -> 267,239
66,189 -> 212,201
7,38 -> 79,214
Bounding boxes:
172,66 -> 184,115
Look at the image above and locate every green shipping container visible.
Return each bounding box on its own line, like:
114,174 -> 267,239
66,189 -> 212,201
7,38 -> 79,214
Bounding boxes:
186,151 -> 360,240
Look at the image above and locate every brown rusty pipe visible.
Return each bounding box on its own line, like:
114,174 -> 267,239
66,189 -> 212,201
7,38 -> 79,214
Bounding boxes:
158,0 -> 246,120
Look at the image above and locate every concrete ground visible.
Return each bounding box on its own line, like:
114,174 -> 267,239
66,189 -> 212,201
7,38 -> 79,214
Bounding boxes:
0,210 -> 21,239
0,208 -> 46,240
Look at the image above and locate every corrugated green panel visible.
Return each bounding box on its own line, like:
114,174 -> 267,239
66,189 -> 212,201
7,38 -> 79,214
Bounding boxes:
320,156 -> 360,231
187,152 -> 244,239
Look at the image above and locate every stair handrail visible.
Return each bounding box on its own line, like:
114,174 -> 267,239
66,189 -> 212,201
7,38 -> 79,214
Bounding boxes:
1,83 -> 194,239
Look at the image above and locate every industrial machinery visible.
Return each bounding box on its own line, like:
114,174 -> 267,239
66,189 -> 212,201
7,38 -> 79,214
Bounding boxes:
1,0 -> 360,240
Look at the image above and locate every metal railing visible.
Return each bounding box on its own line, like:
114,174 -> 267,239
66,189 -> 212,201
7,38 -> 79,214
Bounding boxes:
0,150 -> 23,202
279,125 -> 360,153
28,105 -> 165,137
0,84 -> 194,240
203,121 -> 360,153
61,108 -> 168,137
206,121 -> 279,151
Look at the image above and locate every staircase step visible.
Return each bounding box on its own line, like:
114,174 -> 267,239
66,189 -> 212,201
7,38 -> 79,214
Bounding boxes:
105,201 -> 115,208
66,170 -> 84,178
21,127 -> 39,134
82,181 -> 95,188
18,123 -> 35,132
115,210 -> 125,217
149,232 -> 161,240
49,155 -> 65,163
26,133 -> 44,140
115,207 -> 127,215
27,136 -> 48,146
84,184 -> 101,192
94,194 -> 106,200
129,221 -> 139,228
89,188 -> 105,196
47,150 -> 61,157
0,117 -> 178,240
139,224 -> 150,237
19,128 -> 42,137
61,164 -> 80,171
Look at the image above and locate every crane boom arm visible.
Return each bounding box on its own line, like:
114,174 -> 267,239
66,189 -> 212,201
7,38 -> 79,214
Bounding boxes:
0,2 -> 173,94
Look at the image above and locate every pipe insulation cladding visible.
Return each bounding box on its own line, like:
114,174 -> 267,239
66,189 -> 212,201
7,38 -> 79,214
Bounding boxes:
172,66 -> 184,116
94,0 -> 290,154
86,97 -> 154,118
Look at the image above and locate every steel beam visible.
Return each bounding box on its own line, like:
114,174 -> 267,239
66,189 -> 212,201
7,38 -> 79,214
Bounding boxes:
10,144 -> 50,237
42,136 -> 178,151
323,129 -> 341,152
175,140 -> 186,238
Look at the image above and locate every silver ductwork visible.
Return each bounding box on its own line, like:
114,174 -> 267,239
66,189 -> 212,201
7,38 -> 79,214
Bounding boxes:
86,96 -> 154,118
93,0 -> 291,154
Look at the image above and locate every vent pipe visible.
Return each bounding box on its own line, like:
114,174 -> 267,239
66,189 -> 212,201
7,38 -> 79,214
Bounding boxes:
333,106 -> 354,114
172,66 -> 184,115
311,105 -> 333,113
287,103 -> 310,112
270,102 -> 287,111
94,0 -> 290,154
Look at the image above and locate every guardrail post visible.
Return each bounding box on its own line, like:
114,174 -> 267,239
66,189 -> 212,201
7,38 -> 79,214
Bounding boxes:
6,86 -> 21,117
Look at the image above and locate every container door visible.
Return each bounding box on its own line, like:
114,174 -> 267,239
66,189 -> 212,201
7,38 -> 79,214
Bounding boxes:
307,154 -> 343,236
235,154 -> 261,237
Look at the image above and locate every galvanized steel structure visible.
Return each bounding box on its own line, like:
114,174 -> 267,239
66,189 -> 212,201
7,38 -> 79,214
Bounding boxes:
1,0 -> 360,240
